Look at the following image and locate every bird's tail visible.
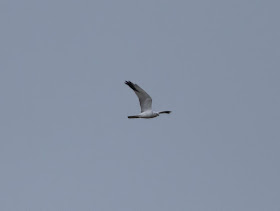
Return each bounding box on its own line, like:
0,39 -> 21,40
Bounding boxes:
159,111 -> 172,114
128,115 -> 140,119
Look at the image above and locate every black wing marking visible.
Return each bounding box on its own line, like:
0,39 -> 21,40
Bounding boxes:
125,81 -> 139,92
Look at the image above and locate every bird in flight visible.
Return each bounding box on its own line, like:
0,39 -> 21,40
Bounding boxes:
125,81 -> 171,119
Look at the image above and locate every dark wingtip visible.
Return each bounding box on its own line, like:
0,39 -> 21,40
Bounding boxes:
128,115 -> 140,118
125,80 -> 139,92
124,80 -> 132,85
159,111 -> 172,114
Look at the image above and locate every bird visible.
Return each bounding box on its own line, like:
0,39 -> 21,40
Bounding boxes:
125,81 -> 171,119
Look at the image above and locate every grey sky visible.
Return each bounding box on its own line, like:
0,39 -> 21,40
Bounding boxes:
1,0 -> 279,210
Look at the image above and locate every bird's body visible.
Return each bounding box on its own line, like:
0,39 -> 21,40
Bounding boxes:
125,81 -> 171,119
128,110 -> 159,119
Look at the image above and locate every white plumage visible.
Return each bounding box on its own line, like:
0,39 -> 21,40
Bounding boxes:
125,81 -> 171,119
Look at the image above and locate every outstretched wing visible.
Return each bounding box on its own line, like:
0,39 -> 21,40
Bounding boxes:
125,81 -> 152,112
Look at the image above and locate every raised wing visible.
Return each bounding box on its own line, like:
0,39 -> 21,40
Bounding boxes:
125,81 -> 152,112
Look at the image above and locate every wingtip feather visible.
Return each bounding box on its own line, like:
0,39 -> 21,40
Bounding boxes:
159,111 -> 172,114
125,80 -> 139,92
128,115 -> 140,119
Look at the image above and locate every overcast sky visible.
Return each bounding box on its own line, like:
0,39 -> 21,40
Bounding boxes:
1,0 -> 280,210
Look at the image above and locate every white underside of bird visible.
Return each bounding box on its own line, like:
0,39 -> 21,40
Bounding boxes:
125,81 -> 171,119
